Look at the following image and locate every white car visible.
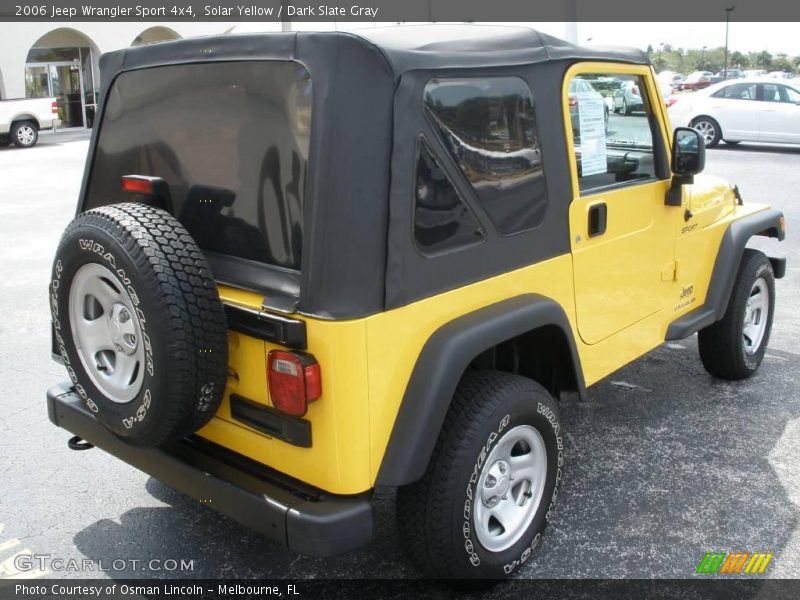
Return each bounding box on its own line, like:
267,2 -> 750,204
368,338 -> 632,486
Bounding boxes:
0,97 -> 60,148
667,79 -> 800,147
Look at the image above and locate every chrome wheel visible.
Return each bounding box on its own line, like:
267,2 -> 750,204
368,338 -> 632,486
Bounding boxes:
743,277 -> 769,356
16,124 -> 35,146
694,120 -> 717,145
68,263 -> 145,403
474,425 -> 547,552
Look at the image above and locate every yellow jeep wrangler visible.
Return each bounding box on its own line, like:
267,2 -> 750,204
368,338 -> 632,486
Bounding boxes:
47,26 -> 785,579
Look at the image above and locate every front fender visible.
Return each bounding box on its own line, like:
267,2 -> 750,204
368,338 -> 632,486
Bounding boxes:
667,207 -> 785,340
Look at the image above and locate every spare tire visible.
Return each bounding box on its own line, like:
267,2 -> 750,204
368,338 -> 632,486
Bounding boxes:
49,202 -> 228,447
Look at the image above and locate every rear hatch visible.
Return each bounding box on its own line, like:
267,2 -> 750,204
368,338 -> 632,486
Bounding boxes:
78,60 -> 376,492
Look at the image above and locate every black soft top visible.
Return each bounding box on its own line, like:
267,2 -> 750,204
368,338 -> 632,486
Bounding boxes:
354,25 -> 649,74
86,26 -> 650,319
99,25 -> 648,82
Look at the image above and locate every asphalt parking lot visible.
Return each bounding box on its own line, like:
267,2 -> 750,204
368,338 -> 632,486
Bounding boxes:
0,130 -> 798,589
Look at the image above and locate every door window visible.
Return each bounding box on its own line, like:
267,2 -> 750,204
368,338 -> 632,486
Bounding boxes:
761,84 -> 783,102
712,83 -> 757,100
567,73 -> 660,194
778,86 -> 800,103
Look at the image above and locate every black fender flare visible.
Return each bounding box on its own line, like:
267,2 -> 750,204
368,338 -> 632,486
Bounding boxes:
666,207 -> 785,340
375,294 -> 585,487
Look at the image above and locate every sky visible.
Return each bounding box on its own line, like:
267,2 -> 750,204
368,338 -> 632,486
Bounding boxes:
232,21 -> 800,56
571,22 -> 800,56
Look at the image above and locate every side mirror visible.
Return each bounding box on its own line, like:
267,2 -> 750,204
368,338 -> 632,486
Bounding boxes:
665,127 -> 706,206
672,127 -> 706,176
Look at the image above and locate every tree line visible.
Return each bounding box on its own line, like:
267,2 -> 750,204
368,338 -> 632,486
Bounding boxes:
646,44 -> 799,74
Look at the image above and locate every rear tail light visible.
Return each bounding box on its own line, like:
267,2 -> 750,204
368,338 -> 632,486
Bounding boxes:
51,101 -> 58,114
568,95 -> 578,107
121,175 -> 155,195
267,350 -> 321,417
632,85 -> 640,96
666,96 -> 680,108
120,175 -> 173,212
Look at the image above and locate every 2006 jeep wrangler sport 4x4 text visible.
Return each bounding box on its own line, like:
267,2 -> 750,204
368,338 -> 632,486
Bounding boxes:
47,26 -> 786,579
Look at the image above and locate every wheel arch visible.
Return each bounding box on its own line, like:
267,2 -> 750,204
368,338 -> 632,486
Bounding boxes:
11,114 -> 41,130
375,294 -> 586,487
666,208 -> 785,340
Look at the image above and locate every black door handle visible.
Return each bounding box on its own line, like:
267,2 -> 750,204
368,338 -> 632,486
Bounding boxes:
588,203 -> 607,237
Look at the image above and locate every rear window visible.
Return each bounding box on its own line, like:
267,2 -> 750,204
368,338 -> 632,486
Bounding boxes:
85,61 -> 312,271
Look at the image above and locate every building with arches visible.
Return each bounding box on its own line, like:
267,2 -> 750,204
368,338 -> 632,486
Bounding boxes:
0,22 -> 280,128
0,22 -> 573,129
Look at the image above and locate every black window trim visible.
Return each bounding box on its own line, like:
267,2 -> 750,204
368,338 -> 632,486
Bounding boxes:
421,74 -> 549,238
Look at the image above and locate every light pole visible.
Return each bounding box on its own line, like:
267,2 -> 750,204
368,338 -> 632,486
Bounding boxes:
723,6 -> 736,78
702,46 -> 707,70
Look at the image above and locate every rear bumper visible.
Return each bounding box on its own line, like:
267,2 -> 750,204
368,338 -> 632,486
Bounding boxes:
47,383 -> 373,557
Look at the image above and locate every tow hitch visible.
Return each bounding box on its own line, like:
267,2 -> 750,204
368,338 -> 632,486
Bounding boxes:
67,435 -> 94,451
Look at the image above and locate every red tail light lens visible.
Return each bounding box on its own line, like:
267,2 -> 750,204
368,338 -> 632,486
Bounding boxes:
568,95 -> 578,107
51,101 -> 58,114
267,350 -> 321,417
121,176 -> 154,195
666,96 -> 680,108
632,85 -> 640,96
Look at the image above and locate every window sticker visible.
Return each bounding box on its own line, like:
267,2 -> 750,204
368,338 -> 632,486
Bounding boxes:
576,92 -> 607,176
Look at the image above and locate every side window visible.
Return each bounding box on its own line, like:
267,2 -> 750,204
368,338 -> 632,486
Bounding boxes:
423,77 -> 547,235
761,84 -> 782,102
780,86 -> 800,103
712,83 -> 756,100
568,73 -> 659,194
413,140 -> 485,254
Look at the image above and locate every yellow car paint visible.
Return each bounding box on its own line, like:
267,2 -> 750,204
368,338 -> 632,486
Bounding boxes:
193,62 -> 775,496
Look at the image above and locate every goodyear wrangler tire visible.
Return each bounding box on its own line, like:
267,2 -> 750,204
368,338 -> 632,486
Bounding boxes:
396,371 -> 562,579
50,203 -> 228,447
698,249 -> 775,380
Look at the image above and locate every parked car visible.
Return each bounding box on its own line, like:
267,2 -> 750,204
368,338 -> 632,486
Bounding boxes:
568,76 -> 609,135
767,70 -> 794,79
612,79 -> 645,114
714,68 -> 745,81
657,70 -> 685,89
669,74 -> 686,89
46,26 -> 785,580
668,79 -> 800,146
0,97 -> 59,148
680,71 -> 714,91
743,69 -> 768,78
